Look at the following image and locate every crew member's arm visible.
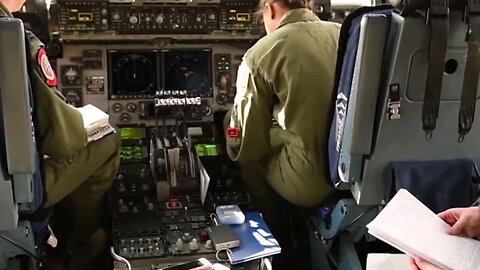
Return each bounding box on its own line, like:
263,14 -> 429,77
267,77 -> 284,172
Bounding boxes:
226,61 -> 274,164
28,33 -> 87,159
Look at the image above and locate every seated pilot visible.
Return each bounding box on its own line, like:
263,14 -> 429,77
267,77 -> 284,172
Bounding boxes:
0,0 -> 121,269
225,0 -> 340,268
308,0 -> 326,17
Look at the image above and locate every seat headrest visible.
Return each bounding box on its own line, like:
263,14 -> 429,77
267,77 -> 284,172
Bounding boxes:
389,0 -> 468,14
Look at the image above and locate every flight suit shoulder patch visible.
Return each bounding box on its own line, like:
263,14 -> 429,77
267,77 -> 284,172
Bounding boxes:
37,48 -> 57,87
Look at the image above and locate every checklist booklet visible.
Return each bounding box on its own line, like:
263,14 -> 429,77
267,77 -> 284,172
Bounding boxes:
76,104 -> 115,143
227,212 -> 281,265
366,189 -> 480,270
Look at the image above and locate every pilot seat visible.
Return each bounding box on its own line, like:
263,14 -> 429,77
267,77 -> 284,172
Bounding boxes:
311,0 -> 480,269
0,15 -> 50,270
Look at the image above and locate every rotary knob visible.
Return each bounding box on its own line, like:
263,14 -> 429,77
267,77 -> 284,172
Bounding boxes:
112,13 -> 120,21
140,168 -> 149,178
204,239 -> 213,249
175,238 -> 183,252
101,19 -> 108,25
129,15 -> 139,24
120,113 -> 131,122
147,202 -> 154,211
216,93 -> 228,105
189,239 -> 199,251
126,102 -> 137,112
112,103 -> 122,112
156,14 -> 164,24
208,13 -> 216,21
117,182 -> 126,192
201,106 -> 212,116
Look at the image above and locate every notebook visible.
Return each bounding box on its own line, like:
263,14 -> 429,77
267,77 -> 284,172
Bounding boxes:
226,212 -> 281,265
366,189 -> 480,270
76,104 -> 115,143
366,254 -> 409,270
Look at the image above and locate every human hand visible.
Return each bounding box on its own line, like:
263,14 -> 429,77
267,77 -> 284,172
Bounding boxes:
408,257 -> 441,270
438,207 -> 480,238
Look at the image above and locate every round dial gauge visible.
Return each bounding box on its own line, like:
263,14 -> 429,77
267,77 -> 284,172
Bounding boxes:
61,66 -> 82,86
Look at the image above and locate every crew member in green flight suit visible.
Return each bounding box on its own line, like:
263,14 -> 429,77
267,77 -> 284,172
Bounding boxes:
0,0 -> 121,269
225,0 -> 340,268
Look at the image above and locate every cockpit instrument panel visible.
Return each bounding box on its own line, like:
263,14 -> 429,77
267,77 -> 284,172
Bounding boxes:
219,0 -> 258,31
120,126 -> 146,140
108,50 -> 159,100
108,5 -> 219,34
163,50 -> 212,98
57,1 -> 109,31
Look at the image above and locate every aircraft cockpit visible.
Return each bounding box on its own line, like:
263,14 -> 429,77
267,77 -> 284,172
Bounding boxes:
1,0 -> 480,269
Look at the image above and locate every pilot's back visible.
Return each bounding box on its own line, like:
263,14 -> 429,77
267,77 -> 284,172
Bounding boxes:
243,8 -> 340,206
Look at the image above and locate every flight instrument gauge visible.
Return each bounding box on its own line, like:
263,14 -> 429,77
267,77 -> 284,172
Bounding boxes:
60,65 -> 82,86
163,50 -> 212,97
108,51 -> 158,99
62,88 -> 82,107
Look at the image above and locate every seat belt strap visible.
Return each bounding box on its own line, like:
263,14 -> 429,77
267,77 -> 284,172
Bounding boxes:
458,0 -> 480,142
422,0 -> 449,138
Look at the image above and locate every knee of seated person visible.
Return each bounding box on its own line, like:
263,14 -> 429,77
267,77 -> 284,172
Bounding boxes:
93,133 -> 121,183
102,131 -> 121,158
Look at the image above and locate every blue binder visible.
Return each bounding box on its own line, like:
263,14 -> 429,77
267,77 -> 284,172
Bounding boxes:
227,212 -> 282,265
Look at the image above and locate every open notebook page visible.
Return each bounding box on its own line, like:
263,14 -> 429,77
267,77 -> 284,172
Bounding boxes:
366,189 -> 480,270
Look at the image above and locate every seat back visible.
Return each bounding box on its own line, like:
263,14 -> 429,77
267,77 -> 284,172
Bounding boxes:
0,16 -> 42,270
329,1 -> 480,209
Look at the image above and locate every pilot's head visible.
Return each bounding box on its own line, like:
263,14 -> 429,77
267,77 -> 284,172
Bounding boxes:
2,0 -> 26,12
307,0 -> 324,16
258,0 -> 307,34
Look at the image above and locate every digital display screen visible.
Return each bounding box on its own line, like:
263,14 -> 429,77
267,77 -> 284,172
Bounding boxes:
195,144 -> 220,156
120,146 -> 146,160
78,13 -> 93,22
220,4 -> 256,31
109,51 -> 158,97
228,10 -> 251,22
120,127 -> 145,140
163,50 -> 212,97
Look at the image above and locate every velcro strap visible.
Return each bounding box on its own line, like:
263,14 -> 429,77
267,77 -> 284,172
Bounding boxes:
422,0 -> 449,138
458,0 -> 480,142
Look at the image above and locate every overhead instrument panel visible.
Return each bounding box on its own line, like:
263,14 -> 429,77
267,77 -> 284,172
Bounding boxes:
219,0 -> 259,31
109,5 -> 218,34
108,50 -> 159,100
53,0 -> 263,37
163,50 -> 212,98
57,1 -> 109,31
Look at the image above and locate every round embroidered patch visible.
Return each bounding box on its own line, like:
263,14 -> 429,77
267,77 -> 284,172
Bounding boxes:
37,48 -> 57,87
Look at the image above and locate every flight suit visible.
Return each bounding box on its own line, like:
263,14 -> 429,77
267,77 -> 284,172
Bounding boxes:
226,8 -> 340,207
0,3 -> 120,267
